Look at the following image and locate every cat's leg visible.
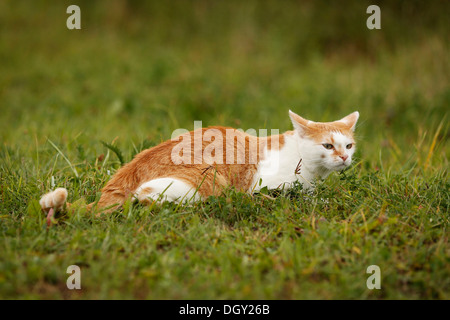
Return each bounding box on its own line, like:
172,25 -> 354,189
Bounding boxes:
40,187 -> 125,215
134,178 -> 201,204
40,178 -> 200,214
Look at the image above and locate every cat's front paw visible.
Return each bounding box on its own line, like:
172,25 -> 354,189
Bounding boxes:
39,188 -> 68,212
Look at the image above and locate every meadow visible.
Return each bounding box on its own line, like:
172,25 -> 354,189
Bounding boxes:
0,1 -> 448,299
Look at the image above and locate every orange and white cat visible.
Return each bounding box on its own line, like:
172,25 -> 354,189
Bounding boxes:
39,110 -> 359,215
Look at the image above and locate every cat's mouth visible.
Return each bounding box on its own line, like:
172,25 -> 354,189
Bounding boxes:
334,161 -> 350,169
323,162 -> 348,172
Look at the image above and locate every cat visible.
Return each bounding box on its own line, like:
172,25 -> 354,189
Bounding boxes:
39,110 -> 359,215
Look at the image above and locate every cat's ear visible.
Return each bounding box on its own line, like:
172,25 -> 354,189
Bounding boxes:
289,110 -> 311,135
338,111 -> 359,132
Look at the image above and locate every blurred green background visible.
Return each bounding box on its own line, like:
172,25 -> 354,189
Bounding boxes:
0,0 -> 448,300
0,0 -> 448,165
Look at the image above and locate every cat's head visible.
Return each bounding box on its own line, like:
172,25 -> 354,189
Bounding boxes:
289,110 -> 359,173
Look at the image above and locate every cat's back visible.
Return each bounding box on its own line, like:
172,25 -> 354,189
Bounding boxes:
119,126 -> 259,194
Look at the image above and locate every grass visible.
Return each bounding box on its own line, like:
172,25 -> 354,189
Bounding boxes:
0,1 -> 448,299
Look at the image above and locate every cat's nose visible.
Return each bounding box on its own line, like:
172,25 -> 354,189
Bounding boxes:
339,155 -> 348,162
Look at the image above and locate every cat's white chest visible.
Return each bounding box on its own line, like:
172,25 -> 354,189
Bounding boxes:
250,135 -> 310,192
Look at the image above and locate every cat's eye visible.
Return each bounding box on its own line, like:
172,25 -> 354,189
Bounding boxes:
346,144 -> 353,149
323,143 -> 334,150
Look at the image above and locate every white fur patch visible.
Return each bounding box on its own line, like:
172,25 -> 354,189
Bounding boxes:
134,178 -> 200,203
331,131 -> 351,148
250,134 -> 312,191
